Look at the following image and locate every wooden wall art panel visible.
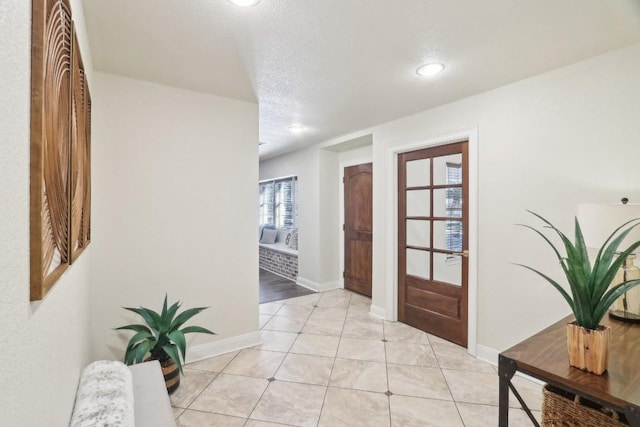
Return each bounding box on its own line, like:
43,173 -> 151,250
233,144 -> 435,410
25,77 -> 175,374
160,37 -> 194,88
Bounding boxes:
70,28 -> 91,264
30,0 -> 91,300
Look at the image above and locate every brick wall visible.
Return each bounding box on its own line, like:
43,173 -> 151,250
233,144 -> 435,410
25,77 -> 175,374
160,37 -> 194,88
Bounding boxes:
259,247 -> 298,281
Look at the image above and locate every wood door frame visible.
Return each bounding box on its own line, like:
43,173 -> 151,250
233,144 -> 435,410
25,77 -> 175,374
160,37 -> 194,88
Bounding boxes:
385,127 -> 479,356
338,156 -> 373,289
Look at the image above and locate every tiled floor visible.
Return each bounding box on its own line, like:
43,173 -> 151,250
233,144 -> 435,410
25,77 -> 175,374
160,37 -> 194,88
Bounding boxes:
171,289 -> 543,426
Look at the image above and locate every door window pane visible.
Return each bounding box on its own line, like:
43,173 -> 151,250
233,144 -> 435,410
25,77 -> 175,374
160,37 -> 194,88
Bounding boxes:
406,219 -> 430,248
406,190 -> 430,217
406,158 -> 430,187
433,252 -> 462,286
433,188 -> 462,218
433,220 -> 462,252
433,154 -> 462,186
406,248 -> 430,279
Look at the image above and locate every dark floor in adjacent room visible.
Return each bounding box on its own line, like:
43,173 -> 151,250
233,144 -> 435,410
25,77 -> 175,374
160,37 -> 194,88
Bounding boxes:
259,268 -> 315,304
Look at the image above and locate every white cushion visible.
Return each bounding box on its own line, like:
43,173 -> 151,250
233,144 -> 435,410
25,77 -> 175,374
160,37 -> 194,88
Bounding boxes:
287,228 -> 298,250
260,228 -> 278,244
70,361 -> 135,427
273,228 -> 288,243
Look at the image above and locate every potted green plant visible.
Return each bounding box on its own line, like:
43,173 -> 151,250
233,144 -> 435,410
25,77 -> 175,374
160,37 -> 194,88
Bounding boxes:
517,211 -> 640,374
115,295 -> 215,393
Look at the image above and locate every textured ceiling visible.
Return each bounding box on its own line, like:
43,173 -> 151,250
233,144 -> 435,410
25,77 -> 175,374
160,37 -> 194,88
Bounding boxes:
83,0 -> 640,159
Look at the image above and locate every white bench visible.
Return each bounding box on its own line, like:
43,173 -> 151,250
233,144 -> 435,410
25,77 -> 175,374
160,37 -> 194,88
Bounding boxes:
70,360 -> 176,427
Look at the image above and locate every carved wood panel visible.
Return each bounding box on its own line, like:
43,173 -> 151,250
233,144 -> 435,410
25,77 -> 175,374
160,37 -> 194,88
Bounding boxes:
30,0 -> 91,300
70,28 -> 91,263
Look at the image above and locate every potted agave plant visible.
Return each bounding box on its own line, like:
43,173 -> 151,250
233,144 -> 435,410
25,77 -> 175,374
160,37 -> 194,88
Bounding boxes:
517,211 -> 640,375
115,295 -> 215,393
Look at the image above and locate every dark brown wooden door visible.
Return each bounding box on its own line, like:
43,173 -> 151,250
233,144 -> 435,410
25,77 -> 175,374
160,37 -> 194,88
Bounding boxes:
344,163 -> 373,297
398,141 -> 469,347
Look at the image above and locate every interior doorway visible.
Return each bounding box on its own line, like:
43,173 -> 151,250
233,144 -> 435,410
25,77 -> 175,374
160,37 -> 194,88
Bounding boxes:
343,163 -> 373,297
397,141 -> 469,347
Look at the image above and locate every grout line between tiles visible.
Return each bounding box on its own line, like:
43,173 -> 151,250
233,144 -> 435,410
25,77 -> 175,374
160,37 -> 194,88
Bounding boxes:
317,290 -> 352,426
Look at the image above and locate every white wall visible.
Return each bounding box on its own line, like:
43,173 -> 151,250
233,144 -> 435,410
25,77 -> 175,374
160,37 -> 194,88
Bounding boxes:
0,1 -> 94,425
372,42 -> 640,351
91,73 -> 259,361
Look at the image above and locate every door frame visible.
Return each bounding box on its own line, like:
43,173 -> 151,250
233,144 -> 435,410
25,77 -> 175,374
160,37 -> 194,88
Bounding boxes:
338,156 -> 373,289
385,127 -> 479,356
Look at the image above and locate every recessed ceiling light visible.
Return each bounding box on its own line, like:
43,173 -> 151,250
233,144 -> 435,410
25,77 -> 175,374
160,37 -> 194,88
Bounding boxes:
416,63 -> 445,77
288,125 -> 305,133
227,0 -> 261,6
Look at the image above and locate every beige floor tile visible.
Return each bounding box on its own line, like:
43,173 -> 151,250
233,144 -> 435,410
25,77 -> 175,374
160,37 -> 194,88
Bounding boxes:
176,409 -> 246,427
275,304 -> 314,319
187,351 -> 238,373
329,358 -> 388,393
250,381 -> 326,427
428,333 -> 460,347
385,341 -> 438,367
169,369 -> 217,408
256,330 -> 298,352
383,321 -> 431,344
387,364 -> 452,401
510,375 -> 544,411
275,353 -> 334,385
284,293 -> 321,306
317,291 -> 351,308
432,343 -> 495,373
259,314 -> 273,329
189,373 -> 268,418
349,293 -> 372,308
346,305 -> 376,320
223,349 -> 286,378
318,387 -> 390,427
345,310 -> 383,324
289,334 -> 340,357
342,318 -> 384,339
172,407 -> 185,419
442,369 -> 498,405
456,402 -> 542,427
245,420 -> 297,427
308,307 -> 348,321
262,315 -> 307,333
302,317 -> 345,337
260,302 -> 284,315
337,337 -> 386,362
390,395 -> 463,427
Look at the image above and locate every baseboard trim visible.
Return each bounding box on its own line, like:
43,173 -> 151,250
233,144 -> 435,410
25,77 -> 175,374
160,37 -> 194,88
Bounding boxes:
186,331 -> 261,364
475,344 -> 545,386
297,277 -> 340,292
369,304 -> 386,319
476,344 -> 499,365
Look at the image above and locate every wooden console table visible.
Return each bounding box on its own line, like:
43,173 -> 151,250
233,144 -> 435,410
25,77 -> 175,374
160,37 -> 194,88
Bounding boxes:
498,315 -> 640,426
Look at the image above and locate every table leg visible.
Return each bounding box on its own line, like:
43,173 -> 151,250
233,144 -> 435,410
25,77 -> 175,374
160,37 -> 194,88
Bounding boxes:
498,355 -> 517,427
626,404 -> 640,427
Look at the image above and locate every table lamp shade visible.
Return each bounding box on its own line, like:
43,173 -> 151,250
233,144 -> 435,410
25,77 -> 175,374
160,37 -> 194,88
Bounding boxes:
577,203 -> 640,251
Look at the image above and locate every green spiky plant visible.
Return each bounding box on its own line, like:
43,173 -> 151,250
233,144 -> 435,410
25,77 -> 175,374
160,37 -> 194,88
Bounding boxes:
115,295 -> 215,373
517,211 -> 640,330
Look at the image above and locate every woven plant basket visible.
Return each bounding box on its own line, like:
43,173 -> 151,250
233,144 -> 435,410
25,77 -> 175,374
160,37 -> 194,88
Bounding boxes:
542,385 -> 628,426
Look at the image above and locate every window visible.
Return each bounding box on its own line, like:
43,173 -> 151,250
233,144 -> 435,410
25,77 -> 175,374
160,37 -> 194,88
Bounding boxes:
259,176 -> 298,228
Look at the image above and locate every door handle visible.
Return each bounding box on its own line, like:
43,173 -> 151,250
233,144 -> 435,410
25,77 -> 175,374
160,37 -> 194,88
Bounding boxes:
452,250 -> 469,258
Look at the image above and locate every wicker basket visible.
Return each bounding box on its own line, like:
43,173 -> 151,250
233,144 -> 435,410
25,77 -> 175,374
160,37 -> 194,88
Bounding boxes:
542,385 -> 628,426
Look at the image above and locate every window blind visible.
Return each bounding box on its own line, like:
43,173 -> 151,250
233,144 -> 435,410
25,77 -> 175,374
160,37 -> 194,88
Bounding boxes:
445,163 -> 463,252
259,176 -> 298,229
